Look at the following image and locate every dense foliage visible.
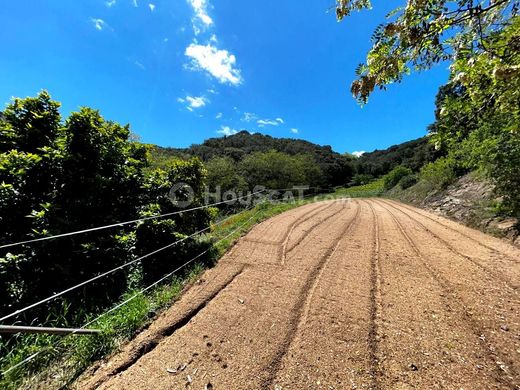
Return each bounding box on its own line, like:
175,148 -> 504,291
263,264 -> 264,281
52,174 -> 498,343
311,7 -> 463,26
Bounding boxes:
336,0 -> 517,103
151,131 -> 354,190
430,17 -> 520,215
353,136 -> 441,178
0,92 -> 212,324
383,166 -> 414,190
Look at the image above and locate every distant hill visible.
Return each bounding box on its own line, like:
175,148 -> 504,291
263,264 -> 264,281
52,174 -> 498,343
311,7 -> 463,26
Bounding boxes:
149,132 -> 444,187
150,131 -> 354,187
354,136 -> 443,177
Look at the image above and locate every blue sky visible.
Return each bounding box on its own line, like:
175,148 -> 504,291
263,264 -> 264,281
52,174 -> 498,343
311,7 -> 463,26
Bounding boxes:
0,0 -> 449,154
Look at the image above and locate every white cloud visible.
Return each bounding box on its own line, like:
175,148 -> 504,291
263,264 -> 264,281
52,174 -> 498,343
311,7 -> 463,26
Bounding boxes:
187,0 -> 213,32
242,112 -> 257,122
276,118 -> 284,124
185,43 -> 242,85
216,112 -> 223,119
186,96 -> 208,109
106,0 -> 116,7
290,128 -> 299,134
132,0 -> 138,7
134,60 -> 145,70
178,95 -> 209,112
352,151 -> 366,158
257,118 -> 281,127
210,34 -> 218,43
148,3 -> 155,11
217,126 -> 238,136
90,18 -> 107,31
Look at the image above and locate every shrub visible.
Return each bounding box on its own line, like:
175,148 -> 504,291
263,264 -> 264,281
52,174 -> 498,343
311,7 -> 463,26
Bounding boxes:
383,166 -> 413,190
351,174 -> 373,186
399,174 -> 418,189
419,156 -> 457,190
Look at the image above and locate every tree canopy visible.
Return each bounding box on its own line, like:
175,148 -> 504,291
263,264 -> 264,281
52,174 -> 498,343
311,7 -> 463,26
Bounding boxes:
336,0 -> 518,102
150,131 -> 354,189
0,92 -> 212,321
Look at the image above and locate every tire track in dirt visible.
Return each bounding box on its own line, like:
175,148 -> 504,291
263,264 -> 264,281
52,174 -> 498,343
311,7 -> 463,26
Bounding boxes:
279,201 -> 340,265
263,201 -> 361,388
385,199 -> 520,264
283,200 -> 347,259
377,201 -> 519,388
364,200 -> 384,390
377,199 -> 518,290
249,201 -> 332,245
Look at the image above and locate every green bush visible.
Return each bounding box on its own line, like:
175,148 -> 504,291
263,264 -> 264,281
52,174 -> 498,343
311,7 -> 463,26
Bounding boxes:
383,166 -> 413,190
419,157 -> 457,190
491,132 -> 520,217
399,174 -> 418,189
351,174 -> 373,186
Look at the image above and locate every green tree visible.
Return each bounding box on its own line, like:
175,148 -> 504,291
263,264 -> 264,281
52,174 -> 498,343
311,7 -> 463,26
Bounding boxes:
383,165 -> 413,190
429,18 -> 520,214
0,92 -> 212,321
239,150 -> 322,190
336,0 -> 517,103
206,157 -> 248,194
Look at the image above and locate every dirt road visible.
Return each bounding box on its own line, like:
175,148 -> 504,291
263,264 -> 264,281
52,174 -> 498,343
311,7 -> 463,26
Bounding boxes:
80,199 -> 520,389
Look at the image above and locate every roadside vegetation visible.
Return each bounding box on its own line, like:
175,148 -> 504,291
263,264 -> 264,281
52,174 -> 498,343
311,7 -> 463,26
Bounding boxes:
332,179 -> 384,198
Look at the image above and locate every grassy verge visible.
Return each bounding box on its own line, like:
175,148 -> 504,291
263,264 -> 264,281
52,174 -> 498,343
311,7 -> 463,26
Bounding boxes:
329,179 -> 384,198
0,199 -> 309,390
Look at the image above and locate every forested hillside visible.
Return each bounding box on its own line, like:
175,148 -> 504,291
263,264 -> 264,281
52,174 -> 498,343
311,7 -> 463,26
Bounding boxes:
150,131 -> 354,190
353,136 -> 442,177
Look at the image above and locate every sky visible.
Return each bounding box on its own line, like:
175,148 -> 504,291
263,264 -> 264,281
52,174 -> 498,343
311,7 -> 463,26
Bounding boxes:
0,0 -> 449,155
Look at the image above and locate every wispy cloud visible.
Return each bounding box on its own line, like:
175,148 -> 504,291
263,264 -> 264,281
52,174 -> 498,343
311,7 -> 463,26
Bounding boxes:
216,112 -> 223,119
257,118 -> 283,127
217,126 -> 238,136
290,128 -> 299,134
148,3 -> 155,11
352,151 -> 366,158
134,60 -> 145,70
106,0 -> 116,7
187,0 -> 213,34
242,112 -> 258,122
185,43 -> 242,85
90,18 -> 107,31
132,0 -> 138,7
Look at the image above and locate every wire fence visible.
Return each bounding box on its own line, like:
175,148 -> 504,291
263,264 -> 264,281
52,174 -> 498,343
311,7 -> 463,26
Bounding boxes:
0,205 -> 262,377
0,202 -> 259,323
0,189 -> 267,250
